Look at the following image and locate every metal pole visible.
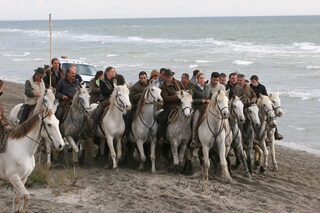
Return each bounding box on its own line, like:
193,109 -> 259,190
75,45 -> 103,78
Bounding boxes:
49,13 -> 52,87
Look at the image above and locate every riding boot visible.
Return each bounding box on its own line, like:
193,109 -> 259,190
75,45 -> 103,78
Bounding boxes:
91,104 -> 105,135
19,104 -> 31,124
190,110 -> 200,148
124,105 -> 136,139
157,109 -> 170,140
274,127 -> 283,140
55,105 -> 64,121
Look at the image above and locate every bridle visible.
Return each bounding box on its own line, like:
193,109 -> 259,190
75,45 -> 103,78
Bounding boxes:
208,96 -> 228,120
114,89 -> 126,112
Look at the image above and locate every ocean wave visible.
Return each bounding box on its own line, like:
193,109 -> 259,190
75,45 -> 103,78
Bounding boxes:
107,54 -> 120,57
2,52 -> 31,57
306,65 -> 320,69
233,60 -> 254,65
292,42 -> 320,52
173,59 -> 190,63
195,60 -> 214,63
281,89 -> 320,101
32,58 -> 43,61
188,64 -> 198,69
278,141 -> 320,156
288,125 -> 306,131
12,58 -> 28,62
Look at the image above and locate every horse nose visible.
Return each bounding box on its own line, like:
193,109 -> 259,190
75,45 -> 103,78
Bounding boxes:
256,123 -> 260,128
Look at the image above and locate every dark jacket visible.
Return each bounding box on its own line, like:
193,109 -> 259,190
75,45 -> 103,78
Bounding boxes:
250,83 -> 268,98
160,79 -> 184,110
242,85 -> 257,105
89,78 -> 101,104
100,77 -> 115,102
115,74 -> 125,86
130,81 -> 148,105
44,68 -> 65,88
226,83 -> 244,99
182,81 -> 196,91
192,84 -> 212,110
55,78 -> 80,101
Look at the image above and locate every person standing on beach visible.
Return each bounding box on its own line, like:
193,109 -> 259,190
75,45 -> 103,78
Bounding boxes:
55,65 -> 80,120
19,68 -> 45,124
89,71 -> 104,104
43,58 -> 65,89
209,72 -> 225,95
181,73 -> 195,90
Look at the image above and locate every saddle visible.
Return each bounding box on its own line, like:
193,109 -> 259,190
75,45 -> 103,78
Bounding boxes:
60,103 -> 72,123
90,105 -> 110,124
197,103 -> 209,127
168,106 -> 180,124
17,105 -> 35,121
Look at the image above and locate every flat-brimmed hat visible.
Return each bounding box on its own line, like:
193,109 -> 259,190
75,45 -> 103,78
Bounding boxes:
34,67 -> 44,76
162,68 -> 175,77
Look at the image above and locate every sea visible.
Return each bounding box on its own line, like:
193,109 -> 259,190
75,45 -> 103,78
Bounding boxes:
0,16 -> 319,155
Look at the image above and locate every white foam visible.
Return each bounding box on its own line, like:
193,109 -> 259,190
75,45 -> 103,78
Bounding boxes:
195,60 -> 213,63
288,125 -> 306,131
306,65 -> 320,69
188,64 -> 198,69
233,60 -> 254,65
106,54 -> 120,57
32,58 -> 43,61
12,58 -> 28,62
293,42 -> 320,51
281,90 -> 320,101
173,59 -> 189,63
2,52 -> 31,57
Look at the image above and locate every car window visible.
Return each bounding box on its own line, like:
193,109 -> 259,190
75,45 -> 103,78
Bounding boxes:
61,63 -> 96,76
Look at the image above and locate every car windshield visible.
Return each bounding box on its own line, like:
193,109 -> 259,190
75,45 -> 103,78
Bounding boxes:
61,63 -> 96,76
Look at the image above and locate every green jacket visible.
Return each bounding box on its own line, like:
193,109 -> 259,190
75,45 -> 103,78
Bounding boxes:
129,81 -> 148,105
192,84 -> 212,110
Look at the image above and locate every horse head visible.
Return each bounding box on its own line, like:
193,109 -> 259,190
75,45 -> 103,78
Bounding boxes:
41,108 -> 65,151
245,103 -> 260,128
75,87 -> 91,113
177,90 -> 192,118
148,83 -> 163,106
43,88 -> 56,110
257,95 -> 276,122
213,90 -> 230,119
114,84 -> 132,112
269,92 -> 284,117
229,95 -> 245,124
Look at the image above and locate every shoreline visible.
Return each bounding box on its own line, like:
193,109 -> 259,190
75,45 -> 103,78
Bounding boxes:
2,80 -> 319,157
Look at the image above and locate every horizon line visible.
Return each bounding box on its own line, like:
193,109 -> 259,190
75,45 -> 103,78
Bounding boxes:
0,14 -> 319,22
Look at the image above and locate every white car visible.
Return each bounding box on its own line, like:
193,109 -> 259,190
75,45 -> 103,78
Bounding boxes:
58,57 -> 97,87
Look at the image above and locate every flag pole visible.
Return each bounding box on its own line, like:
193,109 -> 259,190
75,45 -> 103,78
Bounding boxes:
49,13 -> 52,87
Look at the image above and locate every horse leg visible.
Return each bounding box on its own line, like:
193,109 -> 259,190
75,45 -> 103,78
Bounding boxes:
150,137 -> 157,173
201,145 -> 210,180
46,140 -> 52,167
66,136 -> 79,164
259,139 -> 269,173
170,139 -> 179,174
9,175 -> 29,213
116,136 -> 122,162
13,191 -> 20,213
270,136 -> 278,171
178,141 -> 188,168
105,135 -> 117,169
217,139 -> 232,182
136,139 -> 146,171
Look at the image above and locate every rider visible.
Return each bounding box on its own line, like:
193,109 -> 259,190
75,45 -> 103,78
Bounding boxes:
153,68 -> 166,86
250,75 -> 283,140
226,72 -> 244,99
55,64 -> 81,121
149,69 -> 159,81
237,73 -> 257,106
124,71 -> 149,137
89,71 -> 104,104
19,68 -> 45,124
219,73 -> 227,86
191,72 -> 212,146
209,72 -> 225,95
181,73 -> 195,91
91,66 -> 116,134
43,58 -> 65,89
157,68 -> 184,139
0,80 -> 11,131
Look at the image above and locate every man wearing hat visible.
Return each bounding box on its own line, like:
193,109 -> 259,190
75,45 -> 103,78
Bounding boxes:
19,67 -> 45,124
157,68 -> 184,138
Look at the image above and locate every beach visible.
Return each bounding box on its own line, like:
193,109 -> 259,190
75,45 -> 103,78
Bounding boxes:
0,81 -> 319,213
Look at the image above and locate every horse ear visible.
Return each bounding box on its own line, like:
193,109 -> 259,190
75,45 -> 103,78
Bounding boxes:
225,89 -> 230,98
52,101 -> 59,114
180,90 -> 183,96
186,89 -> 192,95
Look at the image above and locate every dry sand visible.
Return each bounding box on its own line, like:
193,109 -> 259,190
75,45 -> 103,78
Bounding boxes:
0,81 -> 319,213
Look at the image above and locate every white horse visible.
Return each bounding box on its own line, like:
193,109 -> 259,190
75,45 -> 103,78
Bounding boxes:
167,90 -> 193,173
9,88 -> 56,125
255,95 -> 276,173
198,90 -> 231,181
128,84 -> 163,173
0,108 -> 65,213
94,85 -> 132,169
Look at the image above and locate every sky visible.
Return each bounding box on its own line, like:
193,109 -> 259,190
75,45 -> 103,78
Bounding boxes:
0,0 -> 319,20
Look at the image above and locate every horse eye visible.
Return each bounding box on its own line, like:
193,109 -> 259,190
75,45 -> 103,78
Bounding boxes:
249,110 -> 252,113
47,124 -> 52,127
233,106 -> 236,108
151,88 -> 154,91
263,104 -> 266,107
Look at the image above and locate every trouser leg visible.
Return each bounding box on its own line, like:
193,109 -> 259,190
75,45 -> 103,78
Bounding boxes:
190,110 -> 200,147
55,105 -> 64,121
157,109 -> 170,139
274,126 -> 283,140
91,104 -> 105,134
124,105 -> 136,138
19,104 -> 32,124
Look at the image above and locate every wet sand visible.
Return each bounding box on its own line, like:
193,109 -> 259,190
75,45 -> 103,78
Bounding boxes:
0,81 -> 319,213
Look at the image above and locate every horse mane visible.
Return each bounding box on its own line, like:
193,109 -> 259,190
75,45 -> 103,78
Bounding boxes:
257,95 -> 270,107
33,84 -> 46,114
71,88 -> 80,106
133,87 -> 150,120
203,90 -> 226,119
110,85 -> 129,107
9,112 -> 41,139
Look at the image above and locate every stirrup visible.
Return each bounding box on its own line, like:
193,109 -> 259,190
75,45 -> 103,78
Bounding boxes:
275,133 -> 283,140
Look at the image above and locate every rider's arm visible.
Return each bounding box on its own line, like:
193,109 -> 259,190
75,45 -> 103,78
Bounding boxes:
24,80 -> 35,97
55,79 -> 65,100
100,81 -> 113,97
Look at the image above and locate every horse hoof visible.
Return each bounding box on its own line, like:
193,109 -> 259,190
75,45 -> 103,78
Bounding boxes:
174,165 -> 180,175
254,160 -> 260,167
113,167 -> 119,172
259,166 -> 266,173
